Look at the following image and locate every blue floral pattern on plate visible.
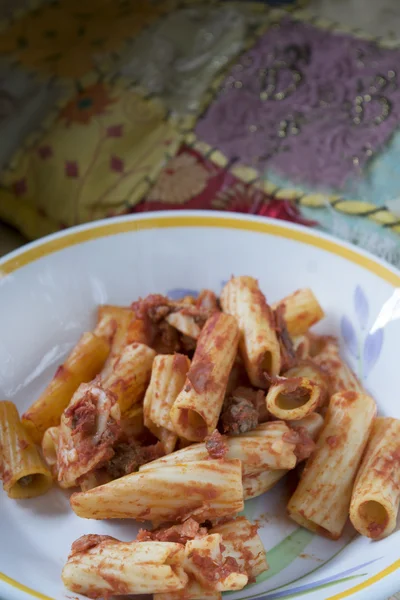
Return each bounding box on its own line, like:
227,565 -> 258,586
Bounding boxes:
166,288 -> 199,300
341,285 -> 384,380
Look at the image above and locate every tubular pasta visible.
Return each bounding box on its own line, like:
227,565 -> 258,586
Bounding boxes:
22,332 -> 110,443
283,361 -> 329,406
78,471 -> 112,492
287,391 -> 376,539
154,429 -> 179,455
313,337 -> 362,396
101,342 -> 156,413
41,426 -> 60,479
62,535 -> 187,598
155,518 -> 267,599
170,313 -> 239,441
94,305 -> 134,346
57,383 -> 121,488
243,469 -> 287,500
95,304 -> 148,347
272,288 -> 324,336
120,405 -> 145,439
291,335 -> 311,360
266,376 -> 323,421
185,534 -> 248,591
350,417 -> 400,540
140,422 -> 298,476
210,517 -> 268,580
166,290 -> 219,340
144,354 -> 190,452
166,312 -> 202,339
220,276 -> 280,387
0,401 -> 52,498
70,459 -> 244,524
289,412 -> 325,441
243,413 -> 324,499
155,578 -> 221,600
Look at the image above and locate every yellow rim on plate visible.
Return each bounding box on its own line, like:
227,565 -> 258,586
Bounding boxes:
1,214 -> 399,285
0,213 -> 399,600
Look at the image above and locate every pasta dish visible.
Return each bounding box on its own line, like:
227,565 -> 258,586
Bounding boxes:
0,277 -> 398,599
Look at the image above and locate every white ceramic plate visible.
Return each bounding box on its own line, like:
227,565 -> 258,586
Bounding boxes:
0,211 -> 399,600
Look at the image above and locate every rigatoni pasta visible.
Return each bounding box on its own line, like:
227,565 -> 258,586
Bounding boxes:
94,304 -> 136,347
144,353 -> 190,452
350,417 -> 400,539
185,534 -> 248,591
140,422 -> 298,476
0,401 -> 52,498
2,279 -> 399,600
243,469 -> 287,500
94,304 -> 150,356
266,376 -> 323,421
221,276 -> 280,387
120,404 -> 145,438
170,313 -> 239,441
291,334 -> 312,360
155,578 -> 222,600
57,383 -> 121,488
288,391 -> 376,539
41,426 -> 60,479
101,342 -> 156,413
166,311 -> 202,339
290,412 -> 325,441
62,535 -> 188,598
283,361 -> 329,406
210,516 -> 268,580
313,336 -> 362,396
64,515 -> 269,599
242,413 -> 323,499
70,459 -> 244,524
272,288 -> 324,336
22,332 -> 110,443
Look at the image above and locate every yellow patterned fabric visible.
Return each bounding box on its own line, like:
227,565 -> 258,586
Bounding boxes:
0,82 -> 181,236
0,0 -> 172,81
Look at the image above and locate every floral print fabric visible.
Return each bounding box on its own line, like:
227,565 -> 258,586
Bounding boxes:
1,83 -> 180,229
0,0 -> 168,80
0,58 -> 67,173
133,144 -> 315,227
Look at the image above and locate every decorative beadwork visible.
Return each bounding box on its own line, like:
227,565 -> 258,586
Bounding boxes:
196,17 -> 400,189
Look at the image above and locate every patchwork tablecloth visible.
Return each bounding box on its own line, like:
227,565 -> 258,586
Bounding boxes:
0,0 -> 399,271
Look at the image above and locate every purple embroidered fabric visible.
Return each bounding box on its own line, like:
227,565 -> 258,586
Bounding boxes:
195,18 -> 400,188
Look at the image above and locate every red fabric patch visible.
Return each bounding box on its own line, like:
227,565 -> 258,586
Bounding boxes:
130,145 -> 316,227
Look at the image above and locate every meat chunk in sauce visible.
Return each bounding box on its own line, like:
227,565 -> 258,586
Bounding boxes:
132,294 -> 172,323
220,387 -> 260,435
153,321 -> 181,354
290,426 -> 316,462
130,291 -> 220,357
70,534 -> 117,557
106,441 -> 164,479
205,430 -> 228,459
66,396 -> 97,436
136,518 -> 207,545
